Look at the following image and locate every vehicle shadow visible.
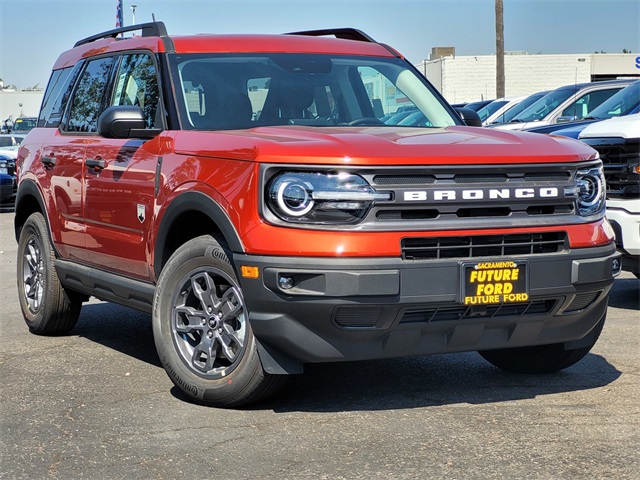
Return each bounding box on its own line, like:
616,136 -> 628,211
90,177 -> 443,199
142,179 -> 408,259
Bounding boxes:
76,301 -> 622,413
608,276 -> 640,310
262,352 -> 621,413
73,302 -> 162,368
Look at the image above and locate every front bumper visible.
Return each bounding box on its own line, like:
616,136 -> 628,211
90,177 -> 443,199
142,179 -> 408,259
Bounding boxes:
234,244 -> 619,369
607,199 -> 640,274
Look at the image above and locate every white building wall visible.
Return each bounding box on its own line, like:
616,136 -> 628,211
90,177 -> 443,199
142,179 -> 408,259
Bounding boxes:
591,54 -> 640,76
422,61 -> 443,93
0,91 -> 44,122
417,53 -> 637,104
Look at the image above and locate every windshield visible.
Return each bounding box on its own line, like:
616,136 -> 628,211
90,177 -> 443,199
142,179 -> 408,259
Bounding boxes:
12,117 -> 37,131
170,53 -> 458,130
511,87 -> 577,123
490,91 -> 548,124
586,82 -> 640,120
476,100 -> 509,122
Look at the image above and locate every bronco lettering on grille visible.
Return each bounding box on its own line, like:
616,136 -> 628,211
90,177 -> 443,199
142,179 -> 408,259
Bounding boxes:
403,187 -> 560,202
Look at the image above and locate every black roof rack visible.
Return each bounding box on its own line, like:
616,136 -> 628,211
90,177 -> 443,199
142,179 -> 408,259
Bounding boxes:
287,28 -> 377,43
74,21 -> 168,48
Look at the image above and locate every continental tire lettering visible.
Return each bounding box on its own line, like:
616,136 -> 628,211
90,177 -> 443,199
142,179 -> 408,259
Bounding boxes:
162,357 -> 198,396
212,248 -> 227,260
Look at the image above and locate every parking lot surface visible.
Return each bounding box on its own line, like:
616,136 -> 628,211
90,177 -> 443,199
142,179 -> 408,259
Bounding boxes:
0,210 -> 638,479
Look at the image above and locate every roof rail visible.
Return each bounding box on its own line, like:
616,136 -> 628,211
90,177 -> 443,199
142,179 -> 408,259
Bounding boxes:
74,21 -> 168,48
287,28 -> 377,44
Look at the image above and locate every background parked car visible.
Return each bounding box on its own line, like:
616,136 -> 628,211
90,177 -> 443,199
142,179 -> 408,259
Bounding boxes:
491,79 -> 634,131
474,98 -> 511,123
0,133 -> 26,158
0,153 -> 17,203
485,90 -> 550,126
577,114 -> 640,276
461,99 -> 494,112
525,80 -> 640,138
11,117 -> 37,133
481,96 -> 525,125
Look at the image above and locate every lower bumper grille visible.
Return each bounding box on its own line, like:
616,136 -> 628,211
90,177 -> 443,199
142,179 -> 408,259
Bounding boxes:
402,232 -> 567,260
333,299 -> 559,329
399,299 -> 558,324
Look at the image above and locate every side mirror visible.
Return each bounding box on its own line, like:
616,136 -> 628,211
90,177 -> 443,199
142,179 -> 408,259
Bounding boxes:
454,107 -> 483,127
98,106 -> 161,139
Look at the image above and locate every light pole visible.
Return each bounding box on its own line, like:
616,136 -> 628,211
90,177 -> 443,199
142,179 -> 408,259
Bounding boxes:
495,0 -> 505,98
131,4 -> 137,25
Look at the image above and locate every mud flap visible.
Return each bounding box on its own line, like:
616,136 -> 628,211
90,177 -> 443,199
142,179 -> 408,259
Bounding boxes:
256,338 -> 304,375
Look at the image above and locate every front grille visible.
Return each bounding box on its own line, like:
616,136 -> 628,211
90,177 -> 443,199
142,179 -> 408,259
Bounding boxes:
0,160 -> 15,176
362,164 -> 581,230
401,232 -> 567,260
582,138 -> 640,198
399,299 -> 558,324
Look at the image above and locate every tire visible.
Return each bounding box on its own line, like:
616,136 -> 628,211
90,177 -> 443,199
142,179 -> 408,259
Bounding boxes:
153,235 -> 287,408
478,313 -> 606,374
16,212 -> 82,335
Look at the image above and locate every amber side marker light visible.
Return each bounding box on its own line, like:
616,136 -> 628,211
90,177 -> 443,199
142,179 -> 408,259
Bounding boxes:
241,266 -> 260,279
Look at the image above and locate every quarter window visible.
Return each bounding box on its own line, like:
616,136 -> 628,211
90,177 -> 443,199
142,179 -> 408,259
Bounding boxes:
38,68 -> 74,128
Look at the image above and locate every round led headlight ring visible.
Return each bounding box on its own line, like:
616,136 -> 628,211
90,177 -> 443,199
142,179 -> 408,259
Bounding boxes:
577,172 -> 603,209
276,180 -> 314,217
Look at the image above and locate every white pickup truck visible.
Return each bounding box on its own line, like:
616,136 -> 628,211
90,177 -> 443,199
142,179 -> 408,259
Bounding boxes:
580,114 -> 640,277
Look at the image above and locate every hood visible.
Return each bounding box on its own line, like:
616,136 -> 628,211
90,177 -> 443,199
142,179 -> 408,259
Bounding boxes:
579,113 -> 640,140
172,125 -> 595,166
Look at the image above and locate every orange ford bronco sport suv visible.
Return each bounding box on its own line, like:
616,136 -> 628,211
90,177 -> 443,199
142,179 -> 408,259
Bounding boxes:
15,22 -> 620,407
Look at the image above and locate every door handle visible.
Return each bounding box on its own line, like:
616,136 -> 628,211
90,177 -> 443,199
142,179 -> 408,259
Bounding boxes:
86,157 -> 106,170
41,156 -> 57,168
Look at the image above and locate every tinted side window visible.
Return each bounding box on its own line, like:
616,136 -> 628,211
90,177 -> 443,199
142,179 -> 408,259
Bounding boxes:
561,88 -> 624,118
38,67 -> 75,128
66,57 -> 115,133
111,53 -> 160,128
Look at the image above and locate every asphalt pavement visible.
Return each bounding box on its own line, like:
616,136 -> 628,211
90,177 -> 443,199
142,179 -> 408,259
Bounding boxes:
0,209 -> 638,479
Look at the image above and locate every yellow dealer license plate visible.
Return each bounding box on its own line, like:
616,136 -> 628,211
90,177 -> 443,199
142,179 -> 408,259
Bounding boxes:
462,260 -> 529,305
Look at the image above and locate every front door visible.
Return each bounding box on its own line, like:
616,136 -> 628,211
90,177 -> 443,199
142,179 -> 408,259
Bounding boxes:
83,52 -> 163,280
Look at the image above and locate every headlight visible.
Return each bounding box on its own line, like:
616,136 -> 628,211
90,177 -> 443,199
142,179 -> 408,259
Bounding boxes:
266,172 -> 391,224
0,167 -> 7,175
575,166 -> 606,217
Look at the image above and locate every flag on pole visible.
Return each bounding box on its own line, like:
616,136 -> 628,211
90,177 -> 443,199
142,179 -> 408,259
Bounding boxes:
116,0 -> 124,28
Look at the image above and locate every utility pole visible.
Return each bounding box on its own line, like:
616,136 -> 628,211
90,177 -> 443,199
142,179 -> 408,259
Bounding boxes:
131,4 -> 137,25
495,0 -> 505,98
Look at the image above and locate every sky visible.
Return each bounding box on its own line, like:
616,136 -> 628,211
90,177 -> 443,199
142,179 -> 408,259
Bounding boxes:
1,0 -> 639,89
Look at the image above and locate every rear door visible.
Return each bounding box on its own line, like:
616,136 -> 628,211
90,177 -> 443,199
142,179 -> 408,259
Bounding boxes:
44,57 -> 115,262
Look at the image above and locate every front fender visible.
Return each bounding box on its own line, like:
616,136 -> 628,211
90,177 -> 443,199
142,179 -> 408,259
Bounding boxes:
153,190 -> 244,279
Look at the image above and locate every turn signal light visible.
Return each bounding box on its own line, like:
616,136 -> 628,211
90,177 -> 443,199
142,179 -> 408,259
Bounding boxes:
241,265 -> 260,279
